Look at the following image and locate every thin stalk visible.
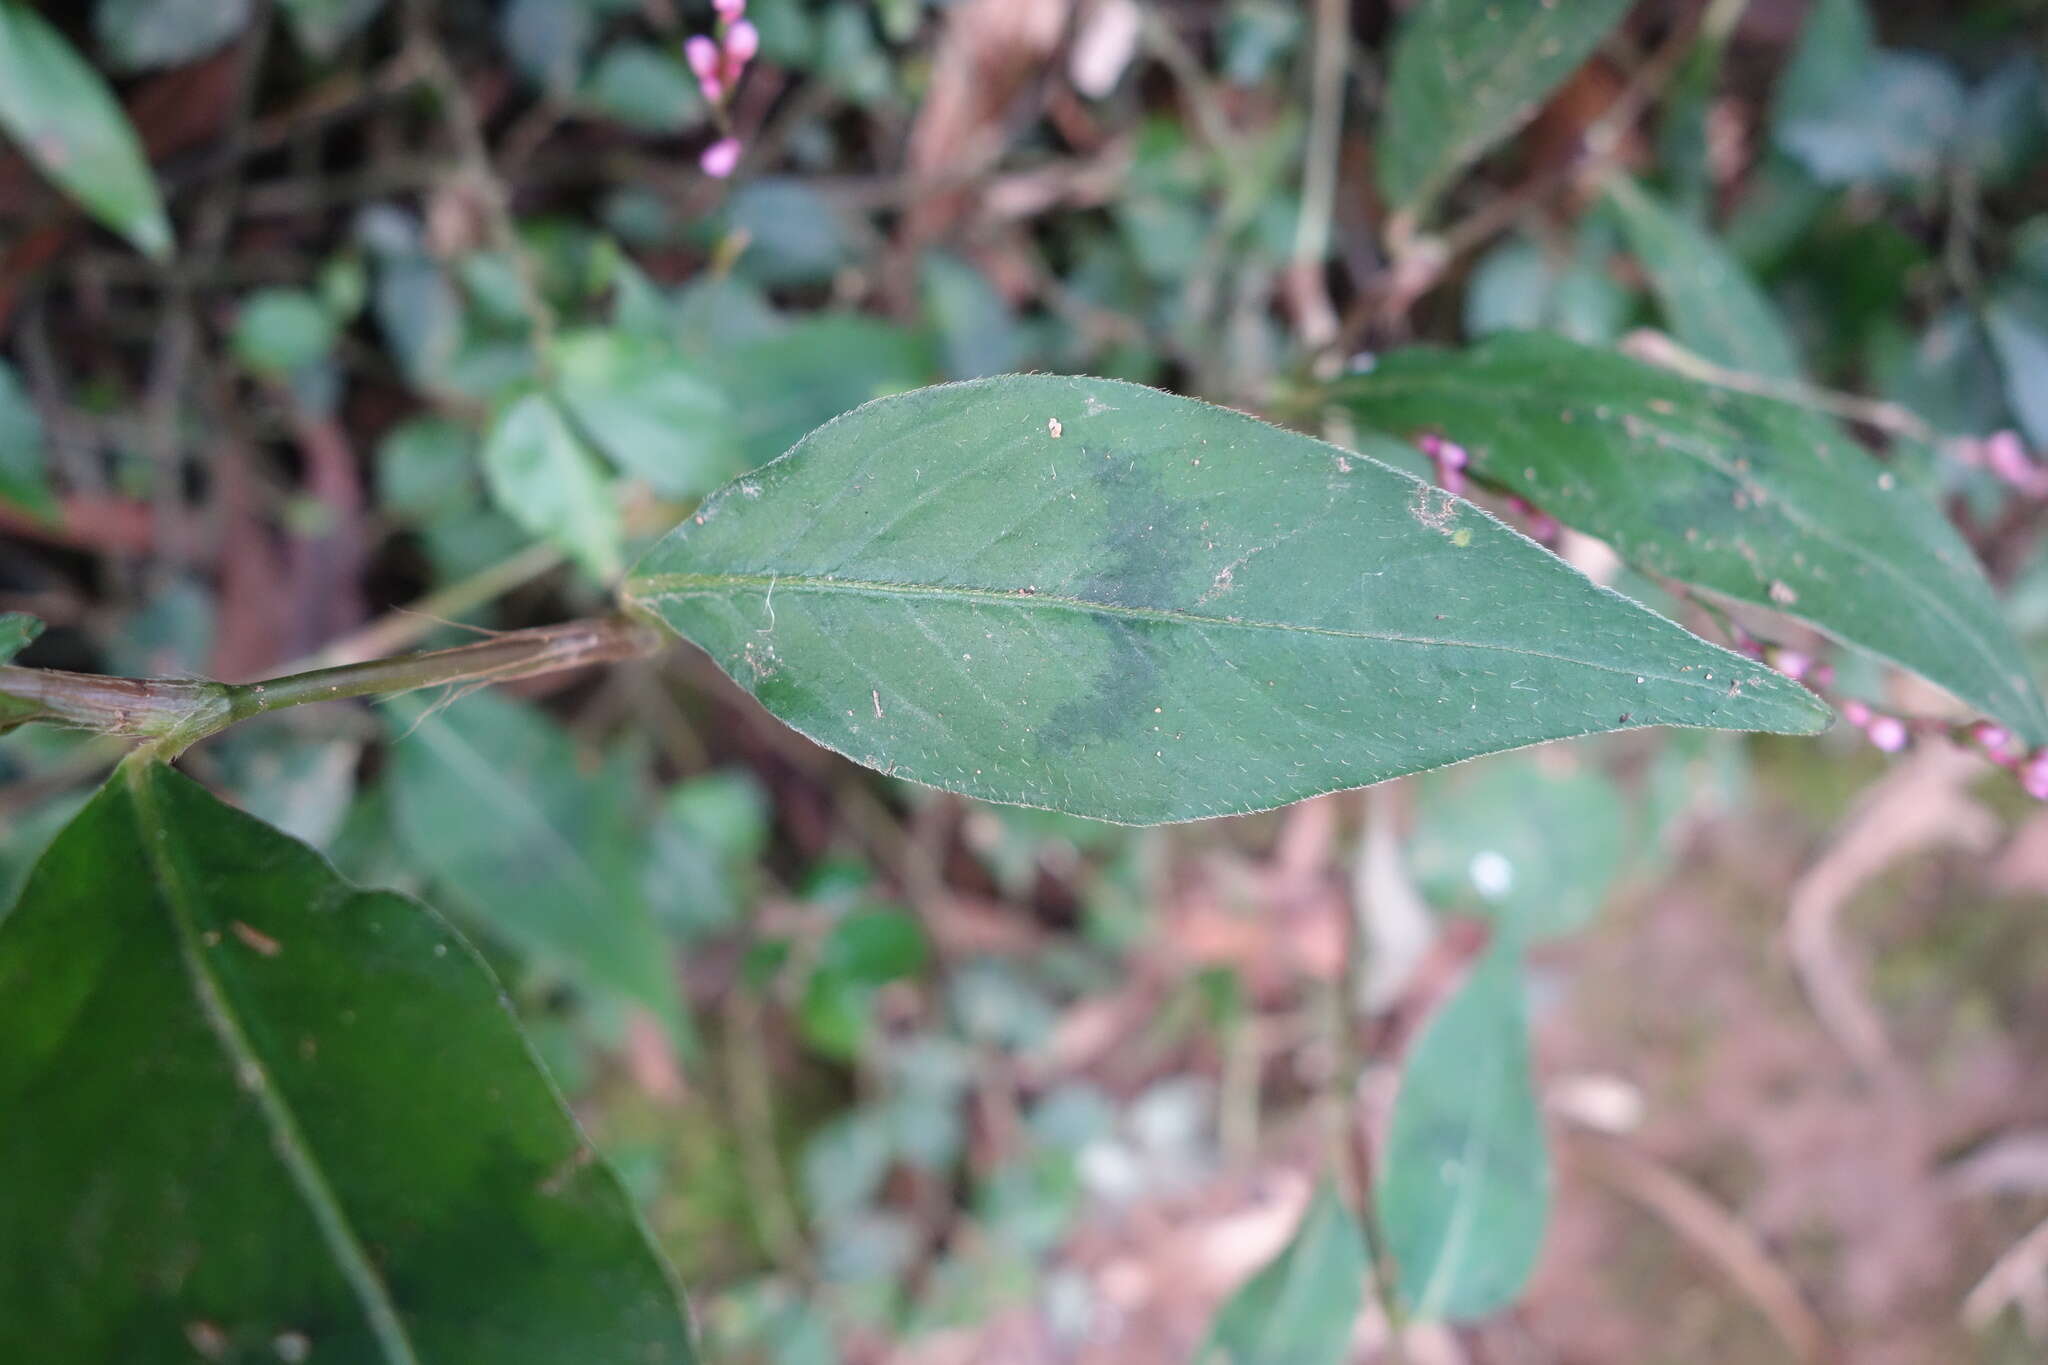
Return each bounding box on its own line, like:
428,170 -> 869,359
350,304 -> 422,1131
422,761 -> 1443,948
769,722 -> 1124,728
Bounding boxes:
0,616 -> 664,757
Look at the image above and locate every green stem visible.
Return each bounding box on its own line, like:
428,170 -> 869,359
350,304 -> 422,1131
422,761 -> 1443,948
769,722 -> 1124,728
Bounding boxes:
0,616 -> 664,757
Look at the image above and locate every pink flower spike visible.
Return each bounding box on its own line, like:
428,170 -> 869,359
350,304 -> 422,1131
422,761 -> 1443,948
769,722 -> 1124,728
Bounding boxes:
1527,511 -> 1560,542
2021,751 -> 2048,801
700,136 -> 742,178
1841,699 -> 1872,728
1809,662 -> 1836,689
686,34 -> 721,80
725,20 -> 759,66
1439,465 -> 1467,496
1865,714 -> 1909,753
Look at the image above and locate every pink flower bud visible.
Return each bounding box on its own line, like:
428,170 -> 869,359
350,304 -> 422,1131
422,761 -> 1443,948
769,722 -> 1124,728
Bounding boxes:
1809,662 -> 1836,688
700,136 -> 742,178
1768,647 -> 1813,682
1527,511 -> 1560,542
1985,430 -> 2040,491
1841,699 -> 1872,728
686,34 -> 721,80
2021,750 -> 2048,801
713,0 -> 747,19
1439,465 -> 1467,496
1969,721 -> 2018,763
1865,714 -> 1909,753
725,20 -> 759,66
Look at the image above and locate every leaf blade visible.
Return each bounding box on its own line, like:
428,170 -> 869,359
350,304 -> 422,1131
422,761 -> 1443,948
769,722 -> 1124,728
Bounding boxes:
1376,0 -> 1636,220
0,759 -> 694,1361
0,1 -> 172,258
1335,334 -> 2048,745
627,375 -> 1825,825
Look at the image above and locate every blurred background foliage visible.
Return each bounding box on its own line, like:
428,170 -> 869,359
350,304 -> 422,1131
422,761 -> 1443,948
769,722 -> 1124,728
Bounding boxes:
4,0 -> 2048,1361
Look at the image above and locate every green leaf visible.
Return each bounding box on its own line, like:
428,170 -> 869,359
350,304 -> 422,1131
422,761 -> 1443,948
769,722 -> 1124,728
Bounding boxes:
96,0 -> 250,71
1780,51 -> 1964,187
1409,756 -> 1626,944
232,288 -> 340,378
278,0 -> 384,58
1376,0 -> 1635,221
1464,231 -> 1630,346
384,691 -> 682,1033
626,374 -> 1826,825
580,41 -> 706,134
1379,944 -> 1547,1321
1771,0 -> 1874,134
554,328 -> 746,498
0,610 -> 41,662
0,358 -> 54,516
0,1 -> 172,258
482,391 -> 623,580
1200,1181 -> 1366,1365
1335,333 -> 2048,746
1605,177 -> 1802,378
1986,286 -> 2048,452
706,312 -> 936,468
821,906 -> 929,985
0,759 -> 694,1360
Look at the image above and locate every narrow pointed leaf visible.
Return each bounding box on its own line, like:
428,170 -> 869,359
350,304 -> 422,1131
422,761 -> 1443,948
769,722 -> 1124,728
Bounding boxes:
0,759 -> 694,1361
0,2 -> 172,258
1335,334 -> 2048,746
1377,0 -> 1635,221
1201,1181 -> 1366,1365
1379,944 -> 1548,1322
1606,177 -> 1802,378
384,690 -> 682,1033
626,375 -> 1825,825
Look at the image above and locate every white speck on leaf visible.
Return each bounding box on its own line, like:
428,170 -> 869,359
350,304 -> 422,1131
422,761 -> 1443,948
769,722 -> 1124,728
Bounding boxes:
1048,417 -> 1063,438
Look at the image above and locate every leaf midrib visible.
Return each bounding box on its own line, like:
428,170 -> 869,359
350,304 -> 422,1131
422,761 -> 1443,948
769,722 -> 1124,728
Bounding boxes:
126,760 -> 422,1365
627,569 -> 1783,701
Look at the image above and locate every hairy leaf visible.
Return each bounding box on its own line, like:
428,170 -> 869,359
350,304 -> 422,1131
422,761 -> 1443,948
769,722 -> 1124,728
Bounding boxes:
1379,945 -> 1547,1322
0,1 -> 171,258
1200,1181 -> 1366,1365
627,375 -> 1825,825
1606,177 -> 1802,378
0,759 -> 694,1361
1335,334 -> 2048,745
1377,0 -> 1635,221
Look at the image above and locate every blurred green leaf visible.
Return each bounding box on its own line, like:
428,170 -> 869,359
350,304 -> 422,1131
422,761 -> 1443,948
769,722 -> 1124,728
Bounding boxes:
1376,0 -> 1634,221
1409,756 -> 1626,944
502,0 -> 595,95
0,1 -> 172,258
96,0 -> 249,71
376,415 -> 479,520
628,374 -> 1823,824
1200,1181 -> 1366,1365
1336,333 -> 2048,746
582,41 -> 706,133
0,759 -> 695,1360
1986,286 -> 2048,452
0,359 -> 53,517
482,391 -> 623,580
706,312 -> 934,467
722,180 -> 859,287
1962,56 -> 2047,185
1772,0 -> 1874,134
232,289 -> 339,378
554,328 -> 746,498
822,907 -> 928,985
921,252 -> 1027,381
1379,944 -> 1547,1321
1781,48 -> 1964,186
385,690 -> 681,1033
0,611 -> 40,664
278,0 -> 384,57
1463,233 -> 1629,346
1606,177 -> 1801,378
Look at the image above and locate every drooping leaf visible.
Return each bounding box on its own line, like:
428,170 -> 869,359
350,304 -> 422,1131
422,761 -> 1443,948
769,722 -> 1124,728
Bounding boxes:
1335,333 -> 2048,746
482,390 -> 623,580
0,359 -> 52,516
95,0 -> 250,70
625,374 -> 1826,825
0,758 -> 694,1361
1408,755 -> 1626,944
1376,0 -> 1635,222
1605,177 -> 1802,378
1379,944 -> 1548,1322
1200,1181 -> 1367,1365
384,691 -> 682,1033
0,1 -> 171,258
